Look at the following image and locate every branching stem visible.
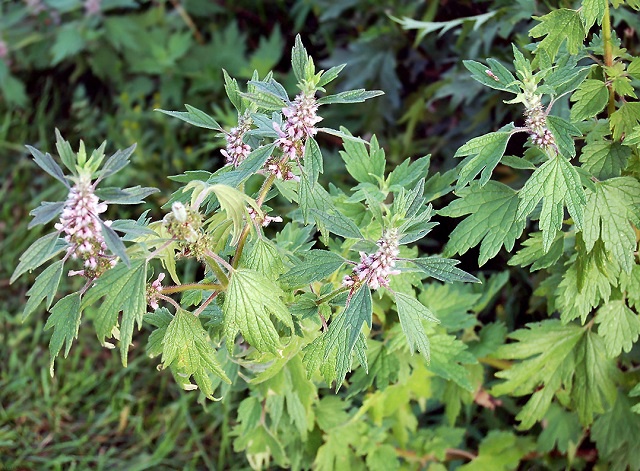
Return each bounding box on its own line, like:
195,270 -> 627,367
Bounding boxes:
194,291 -> 219,317
157,293 -> 182,311
232,173 -> 277,268
161,282 -> 224,295
315,286 -> 350,305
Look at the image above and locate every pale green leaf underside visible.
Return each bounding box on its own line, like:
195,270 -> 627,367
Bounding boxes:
223,268 -> 293,354
162,309 -> 230,397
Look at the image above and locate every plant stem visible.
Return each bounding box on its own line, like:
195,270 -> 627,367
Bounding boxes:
315,286 -> 350,305
231,173 -> 277,268
602,0 -> 616,117
161,282 -> 224,295
194,291 -> 219,317
157,293 -> 182,311
205,253 -> 229,287
206,249 -> 234,273
145,239 -> 175,262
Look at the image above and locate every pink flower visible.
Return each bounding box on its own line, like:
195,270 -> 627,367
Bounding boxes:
56,174 -> 114,278
221,119 -> 252,167
148,273 -> 165,310
343,228 -> 401,290
269,91 -> 322,179
247,207 -> 283,227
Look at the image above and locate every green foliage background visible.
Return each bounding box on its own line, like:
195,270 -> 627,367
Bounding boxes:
2,0 -> 640,469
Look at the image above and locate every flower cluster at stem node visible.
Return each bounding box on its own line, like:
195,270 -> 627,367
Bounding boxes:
342,228 -> 401,290
221,116 -> 252,167
523,94 -> 556,152
269,91 -> 322,180
54,173 -> 116,278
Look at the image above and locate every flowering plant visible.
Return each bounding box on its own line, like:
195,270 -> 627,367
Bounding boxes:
13,37 -> 477,397
12,1 -> 640,467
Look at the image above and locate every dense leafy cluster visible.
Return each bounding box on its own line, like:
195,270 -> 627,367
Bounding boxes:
7,0 -> 640,469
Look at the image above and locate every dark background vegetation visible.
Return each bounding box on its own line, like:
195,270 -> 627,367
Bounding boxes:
2,0 -> 639,469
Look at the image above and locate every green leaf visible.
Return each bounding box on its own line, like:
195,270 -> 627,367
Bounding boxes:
243,238 -> 286,279
317,64 -> 346,88
298,174 -> 333,223
81,259 -> 147,366
51,23 -> 86,65
595,300 -> 640,358
537,403 -> 582,454
338,129 -> 385,185
161,309 -> 230,397
45,293 -> 82,376
583,177 -> 640,273
492,320 -> 584,430
53,129 -> 77,174
439,181 -> 524,266
463,59 -> 520,93
394,292 -> 439,361
207,185 -> 251,246
23,260 -> 64,321
428,333 -> 476,391
98,144 -> 136,180
209,143 -> 275,188
291,34 -> 312,83
310,208 -> 363,240
156,104 -> 223,131
454,126 -> 514,188
99,219 -> 130,267
223,269 -> 293,354
592,393 -> 640,469
459,431 -> 535,471
517,154 -> 585,251
386,155 -> 430,189
621,265 -> 640,312
94,186 -> 159,205
570,79 -> 608,122
610,102 -> 640,141
316,89 -> 384,105
303,137 -> 322,187
546,115 -> 582,158
530,9 -> 585,59
247,78 -> 290,104
223,69 -> 243,112
581,0 -> 606,30
26,145 -> 69,188
323,286 -> 372,387
508,231 -> 564,271
579,139 -> 630,179
11,233 -> 66,284
279,250 -> 346,289
555,246 -> 616,324
418,282 -> 480,332
407,257 -> 480,284
146,308 -> 173,359
28,202 -> 65,229
573,331 -> 617,425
